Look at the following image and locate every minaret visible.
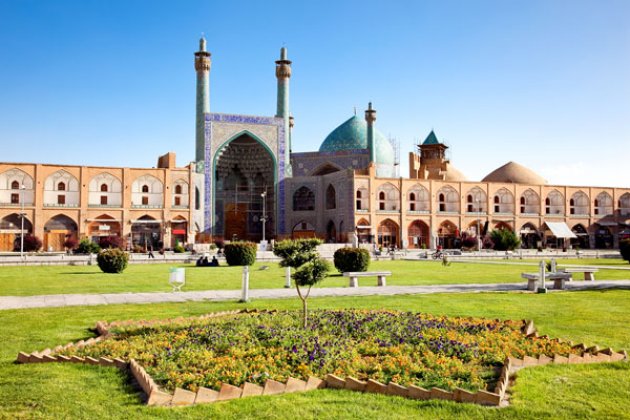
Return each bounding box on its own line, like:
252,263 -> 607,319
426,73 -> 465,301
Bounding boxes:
195,36 -> 211,166
275,47 -> 292,173
365,102 -> 377,163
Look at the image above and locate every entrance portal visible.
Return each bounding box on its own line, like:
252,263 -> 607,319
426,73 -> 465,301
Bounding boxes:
215,134 -> 275,241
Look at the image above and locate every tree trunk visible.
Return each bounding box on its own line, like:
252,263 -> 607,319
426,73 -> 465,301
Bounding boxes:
302,297 -> 308,329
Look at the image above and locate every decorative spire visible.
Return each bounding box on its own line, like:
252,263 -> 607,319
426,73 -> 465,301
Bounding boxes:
365,102 -> 377,163
199,35 -> 206,52
275,47 -> 292,79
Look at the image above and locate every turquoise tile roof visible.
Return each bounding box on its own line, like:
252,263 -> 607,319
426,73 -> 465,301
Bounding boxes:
422,130 -> 440,145
319,116 -> 395,166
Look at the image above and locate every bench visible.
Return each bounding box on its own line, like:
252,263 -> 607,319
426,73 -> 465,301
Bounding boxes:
343,271 -> 392,287
521,272 -> 572,291
561,268 -> 598,281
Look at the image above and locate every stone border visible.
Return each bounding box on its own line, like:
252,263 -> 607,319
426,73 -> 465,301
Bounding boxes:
16,315 -> 628,408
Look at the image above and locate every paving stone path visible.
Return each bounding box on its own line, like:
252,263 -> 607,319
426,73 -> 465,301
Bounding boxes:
1,280 -> 629,311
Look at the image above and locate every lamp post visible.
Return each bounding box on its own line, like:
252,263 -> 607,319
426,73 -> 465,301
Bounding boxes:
260,190 -> 267,243
20,184 -> 25,259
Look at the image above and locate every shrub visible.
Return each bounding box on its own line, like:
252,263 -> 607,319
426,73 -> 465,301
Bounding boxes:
75,238 -> 101,254
461,235 -> 478,250
333,247 -> 370,273
97,248 -> 129,273
173,243 -> 185,253
482,235 -> 494,250
63,238 -> 78,251
490,229 -> 521,251
99,235 -> 122,249
18,234 -> 42,252
224,242 -> 257,266
620,239 -> 630,264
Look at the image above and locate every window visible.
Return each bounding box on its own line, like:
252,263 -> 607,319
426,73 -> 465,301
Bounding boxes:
175,185 -> 182,194
100,195 -> 108,205
174,196 -> 181,206
100,183 -> 108,192
195,187 -> 200,210
410,202 -> 416,211
439,193 -> 445,212
142,185 -> 149,193
11,181 -> 20,190
293,187 -> 315,211
57,194 -> 66,205
142,196 -> 149,205
409,193 -> 416,201
11,193 -> 19,204
57,182 -> 66,191
325,185 -> 336,210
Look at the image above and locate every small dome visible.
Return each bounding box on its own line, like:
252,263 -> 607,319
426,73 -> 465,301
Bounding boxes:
319,116 -> 395,166
444,165 -> 467,181
482,161 -> 547,184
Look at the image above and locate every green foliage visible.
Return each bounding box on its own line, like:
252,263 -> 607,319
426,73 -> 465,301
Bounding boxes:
490,229 -> 521,251
333,247 -> 370,273
96,248 -> 129,274
620,239 -> 630,263
76,238 -> 101,254
224,242 -> 257,266
173,243 -> 186,253
273,238 -> 322,269
293,258 -> 331,287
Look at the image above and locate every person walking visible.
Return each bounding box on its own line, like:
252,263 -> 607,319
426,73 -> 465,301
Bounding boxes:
148,245 -> 155,259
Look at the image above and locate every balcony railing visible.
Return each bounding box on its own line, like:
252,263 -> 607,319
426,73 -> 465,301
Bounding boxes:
88,204 -> 121,208
131,204 -> 163,209
0,202 -> 34,207
172,205 -> 190,210
43,203 -> 79,208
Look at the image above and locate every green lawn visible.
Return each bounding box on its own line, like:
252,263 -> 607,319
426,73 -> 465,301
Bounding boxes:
1,260 -> 628,296
0,291 -> 628,419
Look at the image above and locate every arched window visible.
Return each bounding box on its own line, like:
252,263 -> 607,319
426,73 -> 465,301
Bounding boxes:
11,181 -> 20,189
595,192 -> 613,216
356,187 -> 368,211
437,187 -> 459,213
356,190 -> 362,198
409,192 -> 416,201
465,188 -> 486,213
293,186 -> 315,211
570,192 -> 589,215
377,183 -> 400,211
57,182 -> 66,191
175,185 -> 182,195
545,191 -> 564,215
142,185 -> 149,193
326,185 -> 336,210
520,189 -> 539,214
493,188 -> 514,214
100,183 -> 108,192
619,193 -> 630,215
195,187 -> 200,210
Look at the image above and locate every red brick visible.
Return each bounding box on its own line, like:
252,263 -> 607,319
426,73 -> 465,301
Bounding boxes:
98,357 -> 115,367
240,382 -> 263,398
194,387 -> 219,404
344,377 -> 367,392
305,376 -> 326,391
113,358 -> 127,369
285,377 -> 307,393
42,355 -> 57,363
172,388 -> 196,406
324,374 -> 346,389
263,379 -> 286,395
16,352 -> 30,363
538,354 -> 553,365
217,383 -> 243,401
85,356 -> 100,365
28,354 -> 44,363
365,379 -> 387,395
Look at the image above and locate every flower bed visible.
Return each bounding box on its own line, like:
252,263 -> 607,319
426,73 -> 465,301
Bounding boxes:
57,310 -> 580,394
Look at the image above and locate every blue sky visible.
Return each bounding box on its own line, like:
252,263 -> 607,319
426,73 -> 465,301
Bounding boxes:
0,0 -> 628,187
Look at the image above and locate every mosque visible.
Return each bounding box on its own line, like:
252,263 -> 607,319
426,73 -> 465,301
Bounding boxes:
0,37 -> 628,252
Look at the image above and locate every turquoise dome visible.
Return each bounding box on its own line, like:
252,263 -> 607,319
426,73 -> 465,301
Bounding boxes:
319,116 -> 395,166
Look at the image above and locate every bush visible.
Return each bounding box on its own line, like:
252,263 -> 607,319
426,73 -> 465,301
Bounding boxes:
461,235 -> 478,250
224,242 -> 257,266
490,229 -> 521,251
620,239 -> 630,264
173,243 -> 185,253
63,238 -> 78,251
482,235 -> 494,250
97,248 -> 129,273
333,247 -> 370,273
99,235 -> 122,249
17,234 -> 42,252
76,238 -> 101,254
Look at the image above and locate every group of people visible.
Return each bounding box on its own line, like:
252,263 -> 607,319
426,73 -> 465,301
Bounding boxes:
196,254 -> 219,267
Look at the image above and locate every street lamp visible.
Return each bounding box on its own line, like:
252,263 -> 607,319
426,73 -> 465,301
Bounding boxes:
476,197 -> 482,251
260,190 -> 267,243
20,184 -> 25,259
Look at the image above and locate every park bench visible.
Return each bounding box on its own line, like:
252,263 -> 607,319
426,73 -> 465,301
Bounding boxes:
343,271 -> 392,287
560,267 -> 598,281
521,272 -> 571,291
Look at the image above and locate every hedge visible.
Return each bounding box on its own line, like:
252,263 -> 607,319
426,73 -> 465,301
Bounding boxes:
224,242 -> 257,266
97,248 -> 129,273
333,247 -> 370,273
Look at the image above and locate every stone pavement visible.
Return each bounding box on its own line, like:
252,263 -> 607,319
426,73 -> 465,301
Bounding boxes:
1,280 -> 629,311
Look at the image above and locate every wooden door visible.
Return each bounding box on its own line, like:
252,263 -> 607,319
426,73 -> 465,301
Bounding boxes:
224,204 -> 248,241
0,233 -> 15,251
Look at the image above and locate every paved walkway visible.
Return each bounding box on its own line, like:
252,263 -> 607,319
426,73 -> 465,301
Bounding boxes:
1,280 -> 629,311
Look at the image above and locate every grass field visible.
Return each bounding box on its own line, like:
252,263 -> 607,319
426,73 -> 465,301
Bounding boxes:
1,290 -> 628,419
0,259 -> 628,296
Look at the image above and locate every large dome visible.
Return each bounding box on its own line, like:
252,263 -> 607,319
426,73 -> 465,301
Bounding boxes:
482,161 -> 547,184
319,116 -> 395,166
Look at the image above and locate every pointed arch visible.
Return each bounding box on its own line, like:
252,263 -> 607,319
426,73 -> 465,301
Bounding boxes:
376,183 -> 400,211
520,189 -> 539,214
407,184 -> 430,212
377,218 -> 399,248
407,220 -> 429,248
312,163 -> 342,176
493,188 -> 514,214
465,187 -> 486,213
437,186 -> 459,213
325,184 -> 336,210
569,191 -> 589,215
594,191 -> 613,216
545,190 -> 564,215
293,186 -> 315,211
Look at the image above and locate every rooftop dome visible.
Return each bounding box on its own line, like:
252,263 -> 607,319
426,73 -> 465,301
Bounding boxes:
443,165 -> 468,181
319,116 -> 395,166
482,161 -> 547,184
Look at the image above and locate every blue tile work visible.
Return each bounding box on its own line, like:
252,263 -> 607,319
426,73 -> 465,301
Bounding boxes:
203,113 -> 288,236
291,150 -> 370,175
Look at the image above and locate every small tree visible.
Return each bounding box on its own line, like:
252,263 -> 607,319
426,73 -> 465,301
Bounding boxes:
99,235 -> 122,249
333,247 -> 370,273
620,239 -> 630,264
273,238 -> 330,328
19,234 -> 42,252
490,229 -> 521,251
224,242 -> 257,266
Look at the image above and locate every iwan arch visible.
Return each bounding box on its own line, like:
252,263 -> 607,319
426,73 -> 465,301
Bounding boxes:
0,37 -> 628,251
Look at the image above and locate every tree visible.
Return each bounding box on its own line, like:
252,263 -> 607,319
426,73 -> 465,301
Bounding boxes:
490,228 -> 521,251
273,238 -> 330,328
